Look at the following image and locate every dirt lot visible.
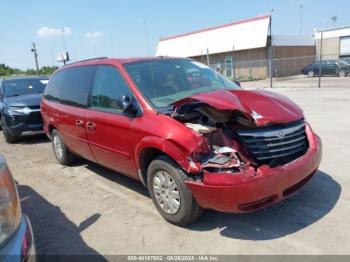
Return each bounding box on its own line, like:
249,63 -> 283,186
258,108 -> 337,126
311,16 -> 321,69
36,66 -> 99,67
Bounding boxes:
1,77 -> 350,257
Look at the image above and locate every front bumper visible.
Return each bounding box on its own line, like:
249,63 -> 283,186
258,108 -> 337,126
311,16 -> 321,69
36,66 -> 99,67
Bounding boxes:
0,215 -> 36,262
3,113 -> 43,137
186,124 -> 322,213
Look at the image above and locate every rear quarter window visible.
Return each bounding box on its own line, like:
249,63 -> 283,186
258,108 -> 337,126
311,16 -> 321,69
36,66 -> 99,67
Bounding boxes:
44,71 -> 66,101
44,66 -> 97,107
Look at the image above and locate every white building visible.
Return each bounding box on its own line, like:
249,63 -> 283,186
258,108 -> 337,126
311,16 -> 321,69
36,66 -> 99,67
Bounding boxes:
156,15 -> 315,79
314,26 -> 350,60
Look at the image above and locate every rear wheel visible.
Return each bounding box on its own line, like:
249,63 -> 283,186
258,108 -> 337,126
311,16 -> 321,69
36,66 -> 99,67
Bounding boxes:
307,70 -> 315,78
147,155 -> 203,226
51,129 -> 76,165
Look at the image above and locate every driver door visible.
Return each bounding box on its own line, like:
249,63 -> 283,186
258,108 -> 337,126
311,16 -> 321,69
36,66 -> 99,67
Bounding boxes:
85,65 -> 138,178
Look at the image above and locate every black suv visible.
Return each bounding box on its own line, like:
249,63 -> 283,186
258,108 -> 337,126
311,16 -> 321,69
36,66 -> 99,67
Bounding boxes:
0,76 -> 48,143
301,60 -> 350,77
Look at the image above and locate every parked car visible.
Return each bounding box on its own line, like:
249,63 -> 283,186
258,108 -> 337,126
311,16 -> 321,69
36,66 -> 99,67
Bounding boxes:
0,76 -> 49,143
301,59 -> 350,77
340,57 -> 350,63
0,154 -> 35,261
41,57 -> 322,226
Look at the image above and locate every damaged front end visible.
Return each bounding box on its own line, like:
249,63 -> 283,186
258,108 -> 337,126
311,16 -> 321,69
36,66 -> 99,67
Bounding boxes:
169,94 -> 309,181
167,97 -> 322,213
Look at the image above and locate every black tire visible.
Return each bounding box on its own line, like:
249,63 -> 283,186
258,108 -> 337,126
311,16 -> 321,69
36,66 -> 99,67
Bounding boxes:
338,70 -> 346,77
51,129 -> 76,165
147,155 -> 203,226
307,70 -> 315,78
1,120 -> 19,143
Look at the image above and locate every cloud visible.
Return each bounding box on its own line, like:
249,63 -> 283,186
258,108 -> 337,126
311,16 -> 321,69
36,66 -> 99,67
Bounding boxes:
85,31 -> 104,41
37,26 -> 73,37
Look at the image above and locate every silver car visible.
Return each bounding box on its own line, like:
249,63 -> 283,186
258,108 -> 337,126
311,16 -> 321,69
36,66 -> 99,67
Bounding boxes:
0,154 -> 35,261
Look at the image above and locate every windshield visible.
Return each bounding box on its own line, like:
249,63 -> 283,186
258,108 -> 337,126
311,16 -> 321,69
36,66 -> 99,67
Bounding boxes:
339,60 -> 349,66
3,78 -> 48,97
125,59 -> 240,108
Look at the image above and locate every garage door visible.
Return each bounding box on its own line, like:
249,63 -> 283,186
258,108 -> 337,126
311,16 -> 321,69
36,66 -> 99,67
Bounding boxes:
340,36 -> 350,55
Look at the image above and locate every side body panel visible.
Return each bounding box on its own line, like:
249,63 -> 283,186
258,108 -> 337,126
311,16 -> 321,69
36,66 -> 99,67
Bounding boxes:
85,109 -> 137,177
42,100 -> 95,162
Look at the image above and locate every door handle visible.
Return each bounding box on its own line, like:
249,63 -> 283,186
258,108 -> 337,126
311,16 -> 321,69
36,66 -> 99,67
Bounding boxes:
76,120 -> 84,127
86,122 -> 96,131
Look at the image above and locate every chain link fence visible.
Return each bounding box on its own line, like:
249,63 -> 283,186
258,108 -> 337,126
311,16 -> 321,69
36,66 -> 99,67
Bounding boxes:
209,54 -> 350,88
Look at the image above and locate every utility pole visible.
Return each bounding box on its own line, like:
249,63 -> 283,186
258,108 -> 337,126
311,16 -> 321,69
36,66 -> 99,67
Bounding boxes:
331,16 -> 337,27
232,45 -> 236,80
31,42 -> 39,75
206,48 -> 210,66
300,5 -> 304,35
269,10 -> 273,88
318,31 -> 323,88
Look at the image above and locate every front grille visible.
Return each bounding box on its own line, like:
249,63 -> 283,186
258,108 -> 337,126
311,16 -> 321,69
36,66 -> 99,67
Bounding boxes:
26,111 -> 43,125
237,120 -> 309,167
28,105 -> 40,110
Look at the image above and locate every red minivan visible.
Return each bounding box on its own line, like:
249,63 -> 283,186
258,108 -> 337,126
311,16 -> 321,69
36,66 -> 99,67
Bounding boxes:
41,57 -> 322,226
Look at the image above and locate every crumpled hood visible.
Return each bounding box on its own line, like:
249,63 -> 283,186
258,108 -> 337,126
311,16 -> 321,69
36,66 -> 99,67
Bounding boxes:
176,89 -> 303,126
4,93 -> 42,108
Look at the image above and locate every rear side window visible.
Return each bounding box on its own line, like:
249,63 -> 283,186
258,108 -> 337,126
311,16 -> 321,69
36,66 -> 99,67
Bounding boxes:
45,71 -> 66,101
61,66 -> 97,107
90,66 -> 132,112
44,66 -> 97,107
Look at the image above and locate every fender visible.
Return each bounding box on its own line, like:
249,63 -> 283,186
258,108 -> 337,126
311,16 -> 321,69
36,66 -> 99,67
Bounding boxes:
135,136 -> 194,174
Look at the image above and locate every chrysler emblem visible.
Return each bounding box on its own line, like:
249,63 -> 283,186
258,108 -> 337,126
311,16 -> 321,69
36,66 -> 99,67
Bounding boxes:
278,131 -> 286,138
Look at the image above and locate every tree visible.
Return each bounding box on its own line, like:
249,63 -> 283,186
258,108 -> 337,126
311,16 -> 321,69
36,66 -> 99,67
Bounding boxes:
0,64 -> 59,77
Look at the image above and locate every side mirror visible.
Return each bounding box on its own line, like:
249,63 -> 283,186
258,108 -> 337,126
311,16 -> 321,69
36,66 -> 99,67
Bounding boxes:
234,81 -> 241,87
117,95 -> 139,115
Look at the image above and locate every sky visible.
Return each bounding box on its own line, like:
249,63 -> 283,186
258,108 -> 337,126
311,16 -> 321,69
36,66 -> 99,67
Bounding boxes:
1,0 -> 350,70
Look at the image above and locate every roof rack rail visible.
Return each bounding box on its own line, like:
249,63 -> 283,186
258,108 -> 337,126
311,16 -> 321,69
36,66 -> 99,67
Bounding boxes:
67,57 -> 109,65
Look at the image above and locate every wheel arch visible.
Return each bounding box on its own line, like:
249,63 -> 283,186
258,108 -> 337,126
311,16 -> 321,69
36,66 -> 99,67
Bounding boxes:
135,136 -> 193,187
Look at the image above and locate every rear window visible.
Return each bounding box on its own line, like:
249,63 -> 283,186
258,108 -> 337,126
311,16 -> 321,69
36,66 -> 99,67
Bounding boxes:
3,78 -> 48,97
44,66 -> 97,107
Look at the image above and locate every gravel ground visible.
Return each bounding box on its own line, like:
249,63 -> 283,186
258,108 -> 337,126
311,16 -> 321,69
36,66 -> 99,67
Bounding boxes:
1,78 -> 350,257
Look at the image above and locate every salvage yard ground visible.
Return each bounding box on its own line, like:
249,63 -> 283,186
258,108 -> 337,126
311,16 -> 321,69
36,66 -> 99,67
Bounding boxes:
1,76 -> 350,257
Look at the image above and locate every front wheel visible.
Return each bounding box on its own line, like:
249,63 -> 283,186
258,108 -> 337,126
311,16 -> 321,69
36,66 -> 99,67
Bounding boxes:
307,70 -> 315,78
1,120 -> 19,143
338,70 -> 346,77
51,129 -> 76,165
147,155 -> 203,226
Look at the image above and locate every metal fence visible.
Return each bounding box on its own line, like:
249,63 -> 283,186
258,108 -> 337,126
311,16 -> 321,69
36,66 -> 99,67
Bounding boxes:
209,54 -> 350,88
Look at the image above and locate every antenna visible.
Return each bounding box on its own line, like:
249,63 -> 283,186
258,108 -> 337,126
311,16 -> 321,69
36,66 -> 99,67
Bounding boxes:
144,18 -> 151,56
61,28 -> 67,52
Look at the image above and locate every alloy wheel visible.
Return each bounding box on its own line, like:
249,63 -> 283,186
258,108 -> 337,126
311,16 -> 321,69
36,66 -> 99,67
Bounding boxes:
53,135 -> 63,160
152,170 -> 181,214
